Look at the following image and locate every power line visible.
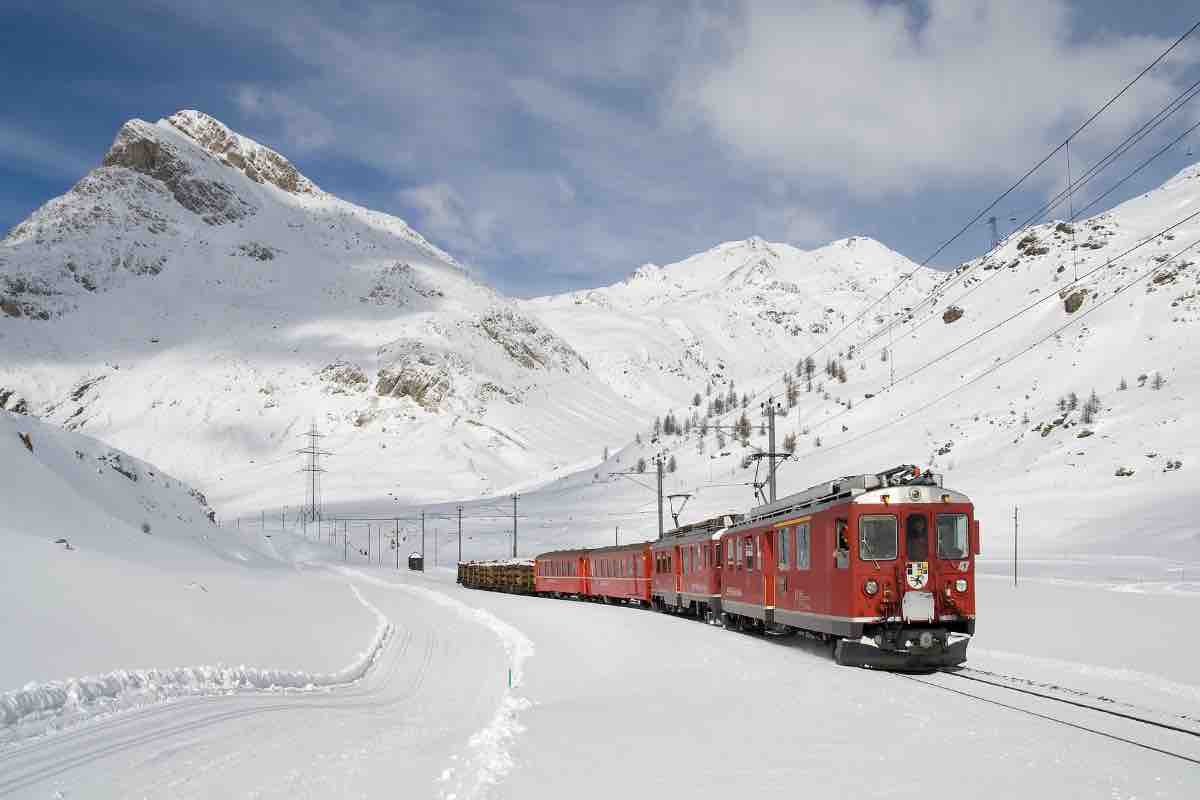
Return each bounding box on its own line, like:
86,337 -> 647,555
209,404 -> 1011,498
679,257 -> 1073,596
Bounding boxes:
794,207 -> 1200,445
808,233 -> 1200,460
698,19 -> 1200,435
789,72 -> 1200,397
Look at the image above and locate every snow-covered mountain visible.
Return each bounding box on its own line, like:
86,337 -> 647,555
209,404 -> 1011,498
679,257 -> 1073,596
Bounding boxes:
402,162 -> 1200,564
0,111 -> 646,512
522,235 -> 939,414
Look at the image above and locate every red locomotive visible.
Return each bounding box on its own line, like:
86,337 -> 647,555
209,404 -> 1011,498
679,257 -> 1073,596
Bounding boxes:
463,465 -> 979,671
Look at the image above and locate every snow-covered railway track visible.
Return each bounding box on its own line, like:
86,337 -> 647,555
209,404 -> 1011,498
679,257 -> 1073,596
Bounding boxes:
900,669 -> 1200,767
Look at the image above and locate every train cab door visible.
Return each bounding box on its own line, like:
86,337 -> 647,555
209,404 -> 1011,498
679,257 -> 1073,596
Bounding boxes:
762,531 -> 776,610
828,516 -> 852,617
673,545 -> 682,596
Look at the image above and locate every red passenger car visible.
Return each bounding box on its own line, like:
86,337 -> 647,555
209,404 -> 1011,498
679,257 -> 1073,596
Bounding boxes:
535,544 -> 653,603
534,549 -> 588,597
719,465 -> 979,669
650,515 -> 740,620
584,543 -> 653,604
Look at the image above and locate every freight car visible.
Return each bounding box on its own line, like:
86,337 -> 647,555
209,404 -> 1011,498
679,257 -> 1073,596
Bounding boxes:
457,558 -> 535,593
459,465 -> 979,671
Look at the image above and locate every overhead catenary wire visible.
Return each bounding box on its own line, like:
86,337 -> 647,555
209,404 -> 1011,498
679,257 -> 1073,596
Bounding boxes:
784,74 -> 1200,408
842,76 -> 1200,368
806,233 -> 1200,460
695,19 -> 1200,435
792,209 -> 1200,445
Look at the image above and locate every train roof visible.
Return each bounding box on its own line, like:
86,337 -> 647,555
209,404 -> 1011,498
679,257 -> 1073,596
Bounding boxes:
729,464 -> 966,531
537,541 -> 651,559
652,513 -> 742,547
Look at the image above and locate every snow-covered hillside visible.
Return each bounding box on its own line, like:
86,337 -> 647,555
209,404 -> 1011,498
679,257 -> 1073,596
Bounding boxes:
523,236 -> 939,414
0,111 -> 645,513
372,163 -> 1200,566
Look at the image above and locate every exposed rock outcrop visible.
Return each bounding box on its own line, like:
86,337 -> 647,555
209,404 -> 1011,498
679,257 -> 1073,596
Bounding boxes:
165,110 -> 321,196
103,119 -> 253,225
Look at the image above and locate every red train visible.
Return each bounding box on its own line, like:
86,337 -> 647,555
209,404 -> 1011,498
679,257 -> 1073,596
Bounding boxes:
467,465 -> 980,671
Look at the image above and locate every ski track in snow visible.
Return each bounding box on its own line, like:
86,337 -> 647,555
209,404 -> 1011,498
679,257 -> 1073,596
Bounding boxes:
0,583 -> 393,746
339,567 -> 534,800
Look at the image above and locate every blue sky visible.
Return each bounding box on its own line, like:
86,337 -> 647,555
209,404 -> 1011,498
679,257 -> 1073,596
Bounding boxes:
3,1 -> 1199,296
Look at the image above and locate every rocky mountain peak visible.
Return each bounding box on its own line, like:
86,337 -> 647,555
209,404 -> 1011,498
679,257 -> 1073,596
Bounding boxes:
164,110 -> 321,196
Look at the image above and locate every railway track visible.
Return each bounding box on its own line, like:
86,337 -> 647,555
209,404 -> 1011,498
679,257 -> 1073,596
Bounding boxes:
900,666 -> 1200,766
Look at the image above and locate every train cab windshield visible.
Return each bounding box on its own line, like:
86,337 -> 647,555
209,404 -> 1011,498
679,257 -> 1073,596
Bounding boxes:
859,515 -> 898,560
937,514 -> 969,559
906,514 -> 929,561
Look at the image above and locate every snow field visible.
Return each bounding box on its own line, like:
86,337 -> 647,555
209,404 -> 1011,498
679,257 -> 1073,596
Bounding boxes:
0,584 -> 392,745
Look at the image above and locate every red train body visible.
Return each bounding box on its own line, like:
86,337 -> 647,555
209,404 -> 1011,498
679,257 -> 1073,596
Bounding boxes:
535,543 -> 652,604
465,465 -> 979,670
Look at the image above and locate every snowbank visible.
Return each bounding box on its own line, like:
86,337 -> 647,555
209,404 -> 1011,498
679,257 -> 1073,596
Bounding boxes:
0,584 -> 392,744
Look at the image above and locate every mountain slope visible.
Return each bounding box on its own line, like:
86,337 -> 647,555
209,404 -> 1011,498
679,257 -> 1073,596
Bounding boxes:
0,111 -> 644,512
402,163 -> 1200,563
522,236 -> 939,415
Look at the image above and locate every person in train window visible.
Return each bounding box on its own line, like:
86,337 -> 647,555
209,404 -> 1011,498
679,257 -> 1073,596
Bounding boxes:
834,519 -> 850,569
906,514 -> 929,561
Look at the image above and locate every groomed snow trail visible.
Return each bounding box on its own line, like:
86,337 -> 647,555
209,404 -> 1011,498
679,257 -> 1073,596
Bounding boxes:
0,571 -> 511,799
337,568 -> 535,800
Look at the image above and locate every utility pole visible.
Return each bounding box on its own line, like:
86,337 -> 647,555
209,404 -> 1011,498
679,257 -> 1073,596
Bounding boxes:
615,525 -> 619,546
343,519 -> 348,562
435,526 -> 439,567
421,511 -> 426,559
512,494 -> 519,558
987,215 -> 1000,249
394,518 -> 399,569
752,397 -> 789,504
765,398 -> 778,502
608,461 -> 665,538
1013,505 -> 1019,587
457,506 -> 463,564
656,455 -> 664,539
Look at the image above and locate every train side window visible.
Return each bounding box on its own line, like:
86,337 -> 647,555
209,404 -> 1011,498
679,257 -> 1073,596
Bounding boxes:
835,519 -> 850,568
726,539 -> 734,567
777,527 -> 790,568
936,514 -> 969,559
859,515 -> 898,560
743,537 -> 753,570
796,522 -> 811,569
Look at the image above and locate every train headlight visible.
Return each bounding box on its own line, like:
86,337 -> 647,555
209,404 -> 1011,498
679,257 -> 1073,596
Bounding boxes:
864,579 -> 879,596
955,579 -> 968,593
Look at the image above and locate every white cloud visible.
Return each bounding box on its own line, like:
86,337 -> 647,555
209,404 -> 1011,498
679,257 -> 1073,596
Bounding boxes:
676,0 -> 1198,195
0,123 -> 95,179
234,85 -> 335,152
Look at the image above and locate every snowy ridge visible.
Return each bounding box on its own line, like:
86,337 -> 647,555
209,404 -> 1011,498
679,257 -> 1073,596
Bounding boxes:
522,235 -> 938,415
0,583 -> 392,744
